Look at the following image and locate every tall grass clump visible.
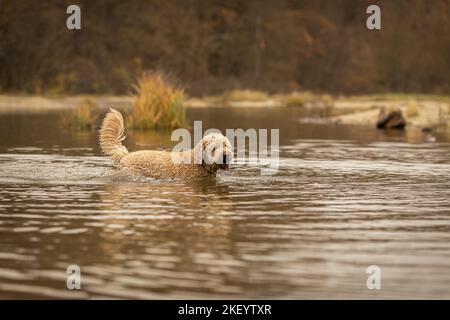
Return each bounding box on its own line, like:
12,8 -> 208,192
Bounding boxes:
438,105 -> 449,128
276,92 -> 335,117
319,95 -> 335,118
406,99 -> 419,118
222,89 -> 269,102
63,98 -> 98,129
278,91 -> 316,107
127,72 -> 187,130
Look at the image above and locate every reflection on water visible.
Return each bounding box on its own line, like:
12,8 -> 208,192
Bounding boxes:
0,107 -> 450,299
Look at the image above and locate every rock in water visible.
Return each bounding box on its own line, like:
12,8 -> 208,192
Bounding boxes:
376,107 -> 406,130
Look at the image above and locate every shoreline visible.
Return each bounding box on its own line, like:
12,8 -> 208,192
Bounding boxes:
0,94 -> 449,129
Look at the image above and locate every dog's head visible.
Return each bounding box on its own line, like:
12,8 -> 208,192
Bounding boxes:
194,133 -> 233,174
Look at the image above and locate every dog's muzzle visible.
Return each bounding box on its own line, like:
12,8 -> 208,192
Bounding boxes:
223,154 -> 232,165
219,153 -> 232,170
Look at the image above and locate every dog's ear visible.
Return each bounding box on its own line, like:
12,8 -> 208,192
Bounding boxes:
201,138 -> 210,164
194,137 -> 207,164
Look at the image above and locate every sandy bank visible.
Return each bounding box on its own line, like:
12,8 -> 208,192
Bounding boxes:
331,99 -> 450,129
0,94 -> 449,129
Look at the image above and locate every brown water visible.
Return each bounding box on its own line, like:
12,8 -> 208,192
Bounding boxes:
0,107 -> 450,299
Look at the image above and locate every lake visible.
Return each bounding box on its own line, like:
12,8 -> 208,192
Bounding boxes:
0,106 -> 450,299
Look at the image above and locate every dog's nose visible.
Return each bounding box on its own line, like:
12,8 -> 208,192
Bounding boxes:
223,154 -> 231,164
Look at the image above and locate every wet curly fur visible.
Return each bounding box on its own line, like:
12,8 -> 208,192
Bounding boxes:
99,109 -> 233,180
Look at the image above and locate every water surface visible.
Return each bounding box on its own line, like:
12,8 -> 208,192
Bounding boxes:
0,107 -> 450,299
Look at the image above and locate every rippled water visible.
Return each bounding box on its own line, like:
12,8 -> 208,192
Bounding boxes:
0,107 -> 450,299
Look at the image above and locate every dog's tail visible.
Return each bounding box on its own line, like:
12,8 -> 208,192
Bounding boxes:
99,108 -> 129,163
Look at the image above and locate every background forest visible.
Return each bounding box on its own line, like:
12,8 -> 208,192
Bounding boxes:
1,0 -> 449,96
